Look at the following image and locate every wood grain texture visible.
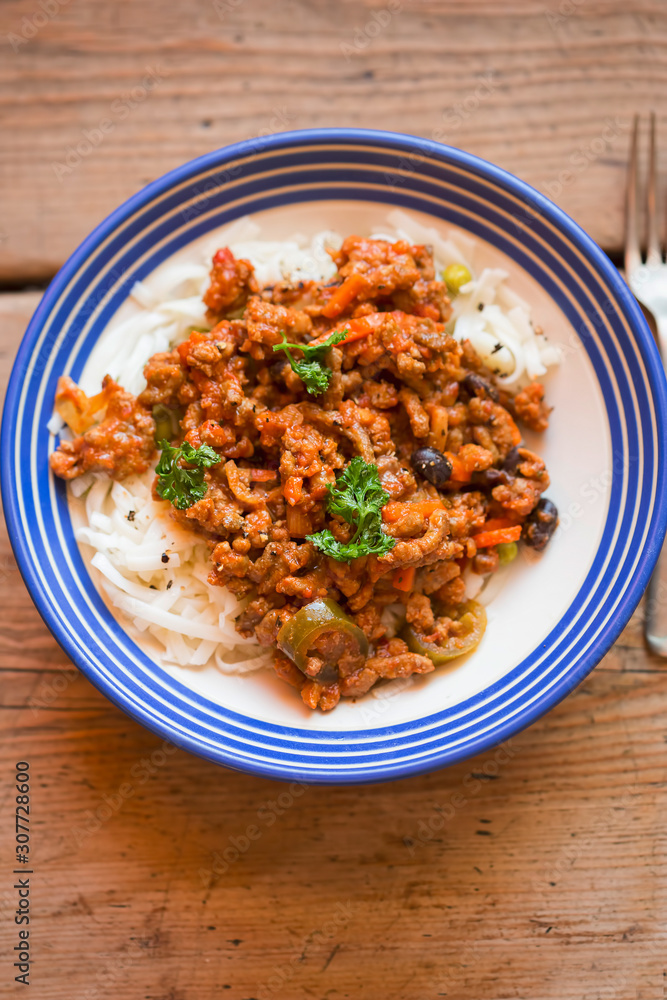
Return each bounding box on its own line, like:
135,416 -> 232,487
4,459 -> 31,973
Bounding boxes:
1,673 -> 666,999
2,0 -> 667,282
4,0 -> 667,973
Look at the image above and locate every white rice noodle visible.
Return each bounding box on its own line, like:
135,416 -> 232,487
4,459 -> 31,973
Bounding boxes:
451,269 -> 562,387
226,231 -> 341,286
380,603 -> 405,639
78,287 -> 208,396
71,474 -> 269,675
131,262 -> 209,308
47,412 -> 65,435
463,570 -> 485,601
69,471 -> 95,498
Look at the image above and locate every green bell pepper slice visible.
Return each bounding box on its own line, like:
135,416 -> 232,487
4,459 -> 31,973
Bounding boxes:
276,598 -> 368,675
402,600 -> 487,665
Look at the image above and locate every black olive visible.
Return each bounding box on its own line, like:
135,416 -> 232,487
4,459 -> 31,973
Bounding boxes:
460,372 -> 499,402
522,497 -> 558,551
471,467 -> 509,489
270,358 -> 288,379
410,447 -> 453,488
502,446 -> 521,475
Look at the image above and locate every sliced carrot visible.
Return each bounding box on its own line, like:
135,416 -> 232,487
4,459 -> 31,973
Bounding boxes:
284,476 -> 303,507
249,469 -> 279,482
473,526 -> 522,548
338,318 -> 375,345
508,416 -> 522,446
473,517 -> 520,534
306,315 -> 376,350
445,452 -> 472,483
322,272 -> 368,319
393,566 -> 416,592
176,330 -> 207,364
383,500 -> 445,523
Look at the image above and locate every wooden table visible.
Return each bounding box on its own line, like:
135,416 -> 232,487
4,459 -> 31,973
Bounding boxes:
1,3 -> 666,997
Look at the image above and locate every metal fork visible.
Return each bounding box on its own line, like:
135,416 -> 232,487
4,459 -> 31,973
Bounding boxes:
625,112 -> 667,656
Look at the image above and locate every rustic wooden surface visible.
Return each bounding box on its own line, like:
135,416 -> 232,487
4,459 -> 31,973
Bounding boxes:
2,0 -> 667,283
1,3 -> 667,998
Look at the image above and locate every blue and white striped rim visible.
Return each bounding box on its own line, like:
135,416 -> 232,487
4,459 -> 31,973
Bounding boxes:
2,129 -> 667,784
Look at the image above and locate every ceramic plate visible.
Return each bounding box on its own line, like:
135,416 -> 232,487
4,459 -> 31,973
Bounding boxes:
2,129 -> 666,783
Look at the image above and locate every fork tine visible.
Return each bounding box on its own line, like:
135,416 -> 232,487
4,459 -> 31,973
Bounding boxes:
625,114 -> 642,275
647,111 -> 662,266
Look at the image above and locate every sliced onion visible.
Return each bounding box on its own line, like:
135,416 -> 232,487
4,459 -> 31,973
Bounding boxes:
286,505 -> 313,537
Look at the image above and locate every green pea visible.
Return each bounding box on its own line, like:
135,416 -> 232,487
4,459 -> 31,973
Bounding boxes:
443,263 -> 472,295
496,541 -> 518,565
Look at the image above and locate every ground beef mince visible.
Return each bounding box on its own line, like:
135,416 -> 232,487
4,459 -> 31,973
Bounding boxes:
50,236 -> 557,711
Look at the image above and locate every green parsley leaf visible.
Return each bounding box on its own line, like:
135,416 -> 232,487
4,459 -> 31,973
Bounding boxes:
325,455 -> 387,522
307,456 -> 395,563
155,439 -> 221,510
272,328 -> 348,396
288,357 -> 332,396
307,528 -> 395,562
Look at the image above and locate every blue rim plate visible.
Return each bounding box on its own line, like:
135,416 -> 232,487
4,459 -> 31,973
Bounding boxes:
2,129 -> 667,784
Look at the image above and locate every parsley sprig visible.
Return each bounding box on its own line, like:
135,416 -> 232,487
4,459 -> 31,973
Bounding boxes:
272,328 -> 348,396
307,456 -> 395,562
155,440 -> 221,510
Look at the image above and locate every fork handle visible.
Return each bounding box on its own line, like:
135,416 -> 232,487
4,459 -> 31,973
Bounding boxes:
656,314 -> 667,362
645,315 -> 667,655
646,541 -> 667,656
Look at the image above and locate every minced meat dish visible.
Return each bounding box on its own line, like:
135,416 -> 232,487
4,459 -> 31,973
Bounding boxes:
50,236 -> 558,712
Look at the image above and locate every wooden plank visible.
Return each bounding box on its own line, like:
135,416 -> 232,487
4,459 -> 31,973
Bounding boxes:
2,0 -> 666,280
1,8 -> 667,997
0,668 -> 664,999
